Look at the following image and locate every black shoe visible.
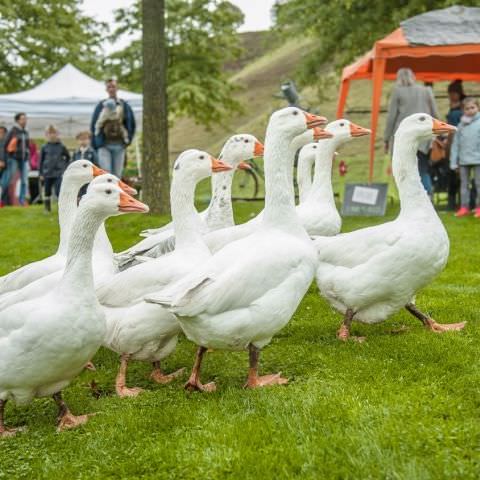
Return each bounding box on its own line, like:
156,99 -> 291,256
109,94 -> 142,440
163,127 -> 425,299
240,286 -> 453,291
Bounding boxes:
44,198 -> 51,212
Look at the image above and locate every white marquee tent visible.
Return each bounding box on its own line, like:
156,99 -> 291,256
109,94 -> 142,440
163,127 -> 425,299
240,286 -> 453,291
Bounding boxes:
0,64 -> 143,137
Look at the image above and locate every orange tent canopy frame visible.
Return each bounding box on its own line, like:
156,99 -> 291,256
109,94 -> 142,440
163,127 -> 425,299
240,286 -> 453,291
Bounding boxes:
336,27 -> 480,182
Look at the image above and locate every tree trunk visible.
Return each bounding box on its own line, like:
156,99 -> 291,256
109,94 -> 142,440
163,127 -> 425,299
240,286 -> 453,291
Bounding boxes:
142,0 -> 170,214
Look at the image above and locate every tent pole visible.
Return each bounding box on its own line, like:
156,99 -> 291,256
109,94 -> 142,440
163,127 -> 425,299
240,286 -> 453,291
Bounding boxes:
336,78 -> 350,118
369,54 -> 386,184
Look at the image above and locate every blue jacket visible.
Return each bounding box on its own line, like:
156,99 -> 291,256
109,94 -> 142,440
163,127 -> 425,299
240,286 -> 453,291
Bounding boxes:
90,98 -> 136,149
450,112 -> 480,169
72,146 -> 98,165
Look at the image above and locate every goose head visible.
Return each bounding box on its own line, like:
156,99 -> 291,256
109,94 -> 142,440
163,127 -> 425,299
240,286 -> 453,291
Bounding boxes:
325,119 -> 371,148
173,149 -> 232,184
81,183 -> 149,217
269,107 -> 327,140
89,173 -> 137,196
220,134 -> 264,171
396,113 -> 456,144
64,160 -> 106,186
298,142 -> 320,165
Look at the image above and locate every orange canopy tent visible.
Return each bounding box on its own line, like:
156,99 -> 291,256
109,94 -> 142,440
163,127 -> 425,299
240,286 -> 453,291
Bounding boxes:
336,6 -> 480,182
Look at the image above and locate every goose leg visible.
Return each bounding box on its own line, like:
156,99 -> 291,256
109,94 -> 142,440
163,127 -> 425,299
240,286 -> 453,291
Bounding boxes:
184,346 -> 216,392
405,302 -> 467,333
244,344 -> 288,389
405,303 -> 466,332
0,400 -> 21,437
337,309 -> 365,342
337,309 -> 354,340
150,361 -> 185,384
115,353 -> 144,397
53,392 -> 90,431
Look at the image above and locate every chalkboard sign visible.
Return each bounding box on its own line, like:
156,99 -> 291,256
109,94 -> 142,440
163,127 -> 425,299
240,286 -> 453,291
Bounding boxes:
341,183 -> 388,216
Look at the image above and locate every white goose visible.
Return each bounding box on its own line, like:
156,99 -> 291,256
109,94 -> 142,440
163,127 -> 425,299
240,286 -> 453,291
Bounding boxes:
0,160 -> 109,296
0,174 -> 134,311
0,184 -> 148,436
115,135 -> 263,269
314,113 -> 466,340
200,125 -> 331,254
98,150 -> 233,396
296,119 -> 371,236
145,107 -> 324,391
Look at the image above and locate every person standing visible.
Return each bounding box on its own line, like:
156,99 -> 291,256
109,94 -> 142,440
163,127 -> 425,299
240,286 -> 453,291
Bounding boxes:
384,68 -> 438,196
1,113 -> 30,207
449,97 -> 480,218
0,126 -> 7,182
73,131 -> 99,198
40,125 -> 71,212
445,80 -> 467,210
90,78 -> 136,179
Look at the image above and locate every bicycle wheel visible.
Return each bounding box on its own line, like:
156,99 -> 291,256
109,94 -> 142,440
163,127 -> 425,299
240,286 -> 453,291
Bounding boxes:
232,168 -> 260,200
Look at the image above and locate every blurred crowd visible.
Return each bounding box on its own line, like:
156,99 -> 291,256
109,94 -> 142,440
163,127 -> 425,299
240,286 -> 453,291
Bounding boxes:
0,79 -> 136,211
384,68 -> 480,217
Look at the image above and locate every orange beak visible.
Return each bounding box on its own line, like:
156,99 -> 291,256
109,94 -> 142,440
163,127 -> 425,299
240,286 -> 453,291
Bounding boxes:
118,192 -> 149,213
92,165 -> 107,177
432,118 -> 456,134
349,122 -> 371,137
313,127 -> 333,140
238,161 -> 252,171
211,156 -> 233,173
253,141 -> 264,157
118,179 -> 137,196
304,112 -> 327,129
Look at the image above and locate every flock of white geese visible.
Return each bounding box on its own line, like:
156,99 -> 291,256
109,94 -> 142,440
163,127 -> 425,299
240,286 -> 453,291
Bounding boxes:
0,107 -> 466,436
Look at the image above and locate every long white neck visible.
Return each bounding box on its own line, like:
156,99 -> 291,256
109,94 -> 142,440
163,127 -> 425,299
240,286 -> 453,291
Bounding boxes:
393,131 -> 435,218
60,204 -> 105,296
262,128 -> 303,232
171,174 -> 208,252
57,176 -> 85,255
307,139 -> 336,207
205,169 -> 235,230
297,154 -> 314,203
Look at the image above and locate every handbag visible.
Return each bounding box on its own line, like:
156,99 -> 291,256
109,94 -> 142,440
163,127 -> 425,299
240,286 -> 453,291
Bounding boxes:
430,136 -> 447,163
6,136 -> 17,153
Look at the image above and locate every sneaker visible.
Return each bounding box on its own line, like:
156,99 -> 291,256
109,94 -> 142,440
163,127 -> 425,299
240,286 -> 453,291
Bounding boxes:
474,208 -> 480,218
455,207 -> 470,217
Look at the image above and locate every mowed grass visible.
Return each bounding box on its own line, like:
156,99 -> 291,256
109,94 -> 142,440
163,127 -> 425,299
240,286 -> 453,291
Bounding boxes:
0,202 -> 480,480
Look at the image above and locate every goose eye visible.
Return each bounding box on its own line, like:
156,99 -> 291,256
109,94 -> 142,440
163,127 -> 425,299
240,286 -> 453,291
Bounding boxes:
313,145 -> 317,149
340,122 -> 345,127
108,178 -> 112,182
293,110 -> 299,116
419,116 -> 426,121
83,164 -> 88,168
199,155 -> 204,160
106,189 -> 112,195
244,139 -> 249,143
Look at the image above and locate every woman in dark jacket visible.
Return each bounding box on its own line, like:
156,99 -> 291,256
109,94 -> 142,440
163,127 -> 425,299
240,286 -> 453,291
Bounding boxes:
40,125 -> 70,212
1,113 -> 30,206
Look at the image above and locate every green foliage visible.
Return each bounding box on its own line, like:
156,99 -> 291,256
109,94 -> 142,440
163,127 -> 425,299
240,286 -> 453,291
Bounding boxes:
1,204 -> 480,478
0,0 -> 106,93
275,0 -> 480,87
108,0 -> 245,127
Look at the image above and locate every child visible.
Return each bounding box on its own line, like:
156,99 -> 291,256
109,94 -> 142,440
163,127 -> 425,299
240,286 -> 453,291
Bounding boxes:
72,130 -> 98,164
450,97 -> 480,217
40,125 -> 70,212
73,130 -> 98,197
95,98 -> 129,145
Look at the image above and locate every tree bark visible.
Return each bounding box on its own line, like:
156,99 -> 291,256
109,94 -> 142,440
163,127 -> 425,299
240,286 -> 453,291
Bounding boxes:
142,0 -> 170,214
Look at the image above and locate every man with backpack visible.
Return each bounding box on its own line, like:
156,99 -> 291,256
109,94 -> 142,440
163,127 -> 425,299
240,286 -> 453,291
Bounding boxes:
90,78 -> 136,179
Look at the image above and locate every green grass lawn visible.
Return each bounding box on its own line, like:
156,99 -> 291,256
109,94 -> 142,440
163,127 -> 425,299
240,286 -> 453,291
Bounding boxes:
0,203 -> 479,479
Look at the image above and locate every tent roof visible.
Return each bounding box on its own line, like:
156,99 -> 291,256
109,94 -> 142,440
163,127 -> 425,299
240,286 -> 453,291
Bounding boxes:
0,64 -> 142,103
401,5 -> 480,45
0,64 -> 142,136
